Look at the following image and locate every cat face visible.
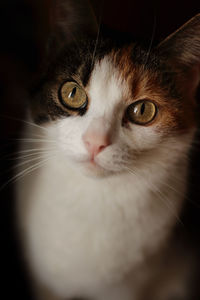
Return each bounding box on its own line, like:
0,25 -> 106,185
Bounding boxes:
30,41 -> 197,177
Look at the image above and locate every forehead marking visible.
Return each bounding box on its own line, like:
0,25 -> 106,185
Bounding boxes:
86,56 -> 128,117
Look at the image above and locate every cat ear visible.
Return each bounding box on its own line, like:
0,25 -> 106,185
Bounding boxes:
47,0 -> 98,57
157,14 -> 200,102
157,14 -> 200,68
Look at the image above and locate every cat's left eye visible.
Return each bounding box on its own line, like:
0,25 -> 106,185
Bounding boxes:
59,81 -> 87,110
126,100 -> 157,125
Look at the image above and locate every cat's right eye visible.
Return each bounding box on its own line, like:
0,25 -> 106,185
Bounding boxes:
59,81 -> 88,111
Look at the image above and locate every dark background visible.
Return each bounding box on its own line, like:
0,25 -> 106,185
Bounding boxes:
0,0 -> 200,298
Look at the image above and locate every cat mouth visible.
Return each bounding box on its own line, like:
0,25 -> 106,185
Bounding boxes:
80,158 -> 111,176
85,158 -> 103,169
75,154 -> 118,176
76,154 -> 124,176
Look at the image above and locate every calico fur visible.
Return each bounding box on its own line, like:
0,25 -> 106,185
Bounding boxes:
16,9 -> 200,300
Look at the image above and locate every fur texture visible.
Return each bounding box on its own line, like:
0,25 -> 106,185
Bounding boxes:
16,11 -> 200,300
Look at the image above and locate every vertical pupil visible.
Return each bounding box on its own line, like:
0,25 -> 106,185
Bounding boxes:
140,102 -> 145,115
69,87 -> 77,98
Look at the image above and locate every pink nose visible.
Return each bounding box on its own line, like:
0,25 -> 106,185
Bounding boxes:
83,132 -> 110,158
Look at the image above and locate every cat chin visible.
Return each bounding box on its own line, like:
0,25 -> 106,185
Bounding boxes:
79,160 -> 115,178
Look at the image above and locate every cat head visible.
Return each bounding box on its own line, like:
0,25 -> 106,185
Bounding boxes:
29,4 -> 200,177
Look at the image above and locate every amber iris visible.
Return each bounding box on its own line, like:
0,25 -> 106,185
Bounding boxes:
127,100 -> 157,125
59,81 -> 87,110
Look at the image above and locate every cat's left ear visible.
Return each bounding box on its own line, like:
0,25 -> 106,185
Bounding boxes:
45,0 -> 98,59
157,14 -> 200,101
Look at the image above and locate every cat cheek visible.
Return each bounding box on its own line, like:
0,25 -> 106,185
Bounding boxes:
125,125 -> 161,151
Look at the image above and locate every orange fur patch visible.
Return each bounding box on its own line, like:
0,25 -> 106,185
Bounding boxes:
110,45 -> 196,133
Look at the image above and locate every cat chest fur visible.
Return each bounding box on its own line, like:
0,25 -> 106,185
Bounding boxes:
17,152 -> 186,297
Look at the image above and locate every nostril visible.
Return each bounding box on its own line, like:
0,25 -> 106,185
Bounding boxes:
99,145 -> 106,152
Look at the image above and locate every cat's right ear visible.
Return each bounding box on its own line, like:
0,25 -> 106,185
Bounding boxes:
45,0 -> 98,59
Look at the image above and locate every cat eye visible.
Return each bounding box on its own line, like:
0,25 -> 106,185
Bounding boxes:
127,100 -> 157,125
59,81 -> 87,110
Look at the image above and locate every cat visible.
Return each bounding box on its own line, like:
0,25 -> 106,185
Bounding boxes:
16,1 -> 200,299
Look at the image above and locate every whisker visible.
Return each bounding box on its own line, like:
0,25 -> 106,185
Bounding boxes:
126,166 -> 184,226
17,148 -> 54,154
5,152 -> 51,162
14,154 -> 53,169
143,12 -> 157,69
91,0 -> 104,67
0,114 -> 50,133
12,138 -> 56,143
1,154 -> 53,176
15,151 -> 56,161
91,23 -> 101,67
28,133 -> 52,139
0,157 -> 52,192
0,147 -> 57,161
157,177 -> 200,208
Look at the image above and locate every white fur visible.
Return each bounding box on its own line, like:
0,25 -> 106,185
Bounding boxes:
16,57 -> 195,300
